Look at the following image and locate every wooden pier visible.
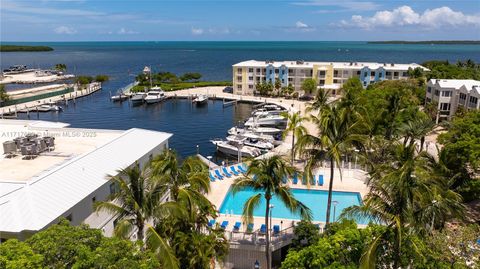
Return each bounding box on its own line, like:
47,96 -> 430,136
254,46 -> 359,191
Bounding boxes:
0,82 -> 102,118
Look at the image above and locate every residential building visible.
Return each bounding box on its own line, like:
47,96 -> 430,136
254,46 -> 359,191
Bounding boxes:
425,79 -> 480,122
232,60 -> 428,95
0,120 -> 171,241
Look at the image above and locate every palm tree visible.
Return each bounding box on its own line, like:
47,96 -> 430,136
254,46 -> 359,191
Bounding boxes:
94,165 -> 179,268
281,111 -> 307,165
296,104 -> 361,227
398,113 -> 435,151
232,156 -> 312,269
149,150 -> 210,202
342,142 -> 464,268
306,87 -> 329,113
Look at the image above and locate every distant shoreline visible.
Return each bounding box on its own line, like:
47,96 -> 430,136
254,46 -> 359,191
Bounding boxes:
0,45 -> 54,52
368,40 -> 480,45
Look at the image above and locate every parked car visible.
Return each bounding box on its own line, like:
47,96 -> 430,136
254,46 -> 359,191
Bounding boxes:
299,95 -> 314,101
223,86 -> 233,93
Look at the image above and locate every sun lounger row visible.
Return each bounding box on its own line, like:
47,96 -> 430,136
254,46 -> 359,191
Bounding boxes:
207,220 -> 281,235
209,164 -> 248,181
291,173 -> 324,186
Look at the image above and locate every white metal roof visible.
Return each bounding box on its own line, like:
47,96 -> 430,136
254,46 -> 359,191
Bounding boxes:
233,60 -> 428,71
0,128 -> 171,233
429,79 -> 480,91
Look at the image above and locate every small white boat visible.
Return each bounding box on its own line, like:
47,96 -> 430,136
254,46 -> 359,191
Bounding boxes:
39,104 -> 62,111
111,93 -> 129,102
144,90 -> 165,104
211,140 -> 262,157
192,94 -> 208,104
131,92 -> 147,105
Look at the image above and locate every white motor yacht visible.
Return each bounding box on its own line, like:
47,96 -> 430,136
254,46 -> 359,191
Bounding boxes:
130,92 -> 147,105
244,114 -> 287,127
144,90 -> 165,104
211,140 -> 261,157
39,104 -> 62,111
226,134 -> 274,150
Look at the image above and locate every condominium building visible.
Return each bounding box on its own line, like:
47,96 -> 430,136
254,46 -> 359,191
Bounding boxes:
232,60 -> 428,95
425,79 -> 480,122
0,120 -> 171,241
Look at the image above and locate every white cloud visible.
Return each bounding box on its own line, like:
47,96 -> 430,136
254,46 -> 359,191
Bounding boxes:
54,26 -> 76,34
208,27 -> 230,34
336,5 -> 480,30
191,27 -> 204,35
2,0 -> 103,16
287,21 -> 315,32
118,27 -> 138,34
296,21 -> 309,28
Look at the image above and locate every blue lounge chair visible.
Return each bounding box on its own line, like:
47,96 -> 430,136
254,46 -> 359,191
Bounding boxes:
233,222 -> 241,232
247,223 -> 254,233
273,225 -> 280,235
292,173 -> 298,184
260,224 -> 267,234
230,166 -> 240,176
214,169 -> 224,180
209,172 -> 216,182
208,220 -> 215,228
318,175 -> 324,186
238,164 -> 247,173
302,175 -> 307,185
222,167 -> 232,177
220,221 -> 229,229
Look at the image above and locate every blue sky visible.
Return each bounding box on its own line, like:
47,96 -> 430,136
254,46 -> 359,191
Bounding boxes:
1,0 -> 479,41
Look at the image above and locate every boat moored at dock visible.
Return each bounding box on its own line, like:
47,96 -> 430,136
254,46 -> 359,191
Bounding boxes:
144,90 -> 166,104
211,139 -> 262,157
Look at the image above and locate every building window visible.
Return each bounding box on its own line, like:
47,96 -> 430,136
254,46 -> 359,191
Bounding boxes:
248,76 -> 253,81
288,78 -> 293,82
92,196 -> 96,204
426,97 -> 431,103
402,72 -> 408,77
386,71 -> 391,76
256,77 -> 261,82
333,70 -> 339,76
275,69 -> 279,74
237,68 -> 242,73
434,90 -> 440,96
356,71 -> 361,75
370,71 -> 375,76
248,85 -> 253,89
440,103 -> 451,111
319,80 -> 325,85
459,93 -> 467,100
427,87 -> 431,93
441,91 -> 452,97
237,85 -> 242,90
248,68 -> 253,72
394,72 -> 399,77
333,79 -> 339,83
470,96 -> 478,105
109,183 -> 118,195
343,70 -> 349,76
256,68 -> 260,73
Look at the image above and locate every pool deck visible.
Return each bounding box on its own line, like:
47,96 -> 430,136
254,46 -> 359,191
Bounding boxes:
206,167 -> 368,232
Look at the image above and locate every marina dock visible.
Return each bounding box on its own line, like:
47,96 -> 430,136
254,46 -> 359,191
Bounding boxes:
0,82 -> 102,118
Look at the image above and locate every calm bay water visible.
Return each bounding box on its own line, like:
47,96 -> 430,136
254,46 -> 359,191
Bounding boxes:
2,41 -> 479,159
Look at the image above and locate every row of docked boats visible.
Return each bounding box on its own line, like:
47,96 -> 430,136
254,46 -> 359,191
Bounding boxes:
111,86 -> 166,105
211,103 -> 288,158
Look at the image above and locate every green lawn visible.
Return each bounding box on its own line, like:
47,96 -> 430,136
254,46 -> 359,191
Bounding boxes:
131,81 -> 232,92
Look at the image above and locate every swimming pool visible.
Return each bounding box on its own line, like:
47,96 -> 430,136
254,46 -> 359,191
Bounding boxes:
219,187 -> 365,223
